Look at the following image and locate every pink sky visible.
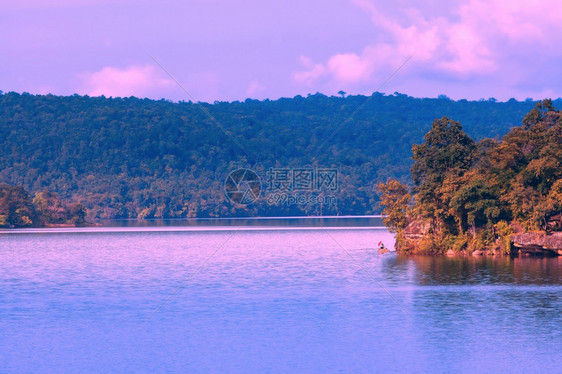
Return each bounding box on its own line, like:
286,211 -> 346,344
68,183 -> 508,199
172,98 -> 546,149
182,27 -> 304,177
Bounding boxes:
2,0 -> 562,102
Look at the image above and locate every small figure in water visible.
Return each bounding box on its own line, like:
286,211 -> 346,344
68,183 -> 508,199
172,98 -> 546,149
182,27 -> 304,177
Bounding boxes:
378,241 -> 389,253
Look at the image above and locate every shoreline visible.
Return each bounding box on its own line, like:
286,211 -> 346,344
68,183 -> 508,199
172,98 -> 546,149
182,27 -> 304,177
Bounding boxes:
393,230 -> 562,257
0,225 -> 389,234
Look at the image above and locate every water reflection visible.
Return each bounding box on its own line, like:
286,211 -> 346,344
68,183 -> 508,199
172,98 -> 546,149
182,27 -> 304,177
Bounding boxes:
1,229 -> 561,373
384,255 -> 561,285
99,216 -> 385,228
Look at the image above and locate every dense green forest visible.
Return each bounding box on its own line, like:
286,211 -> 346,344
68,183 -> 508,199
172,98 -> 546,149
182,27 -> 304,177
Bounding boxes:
379,100 -> 561,254
0,91 -> 551,223
0,184 -> 85,227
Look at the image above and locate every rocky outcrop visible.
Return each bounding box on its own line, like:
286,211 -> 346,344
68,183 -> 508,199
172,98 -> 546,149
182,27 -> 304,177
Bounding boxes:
395,219 -> 432,253
402,219 -> 431,240
511,231 -> 562,256
396,220 -> 562,256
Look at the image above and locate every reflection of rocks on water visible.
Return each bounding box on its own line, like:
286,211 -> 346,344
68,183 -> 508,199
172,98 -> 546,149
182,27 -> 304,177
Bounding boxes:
382,255 -> 562,285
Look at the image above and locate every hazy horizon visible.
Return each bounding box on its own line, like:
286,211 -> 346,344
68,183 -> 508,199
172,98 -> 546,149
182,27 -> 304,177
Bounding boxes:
1,89 -> 556,105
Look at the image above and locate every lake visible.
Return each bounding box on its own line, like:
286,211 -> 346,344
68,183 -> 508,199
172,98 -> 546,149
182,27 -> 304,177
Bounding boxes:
1,225 -> 561,373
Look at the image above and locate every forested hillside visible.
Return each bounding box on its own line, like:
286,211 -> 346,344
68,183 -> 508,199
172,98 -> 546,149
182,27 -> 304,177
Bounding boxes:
0,91 -> 544,220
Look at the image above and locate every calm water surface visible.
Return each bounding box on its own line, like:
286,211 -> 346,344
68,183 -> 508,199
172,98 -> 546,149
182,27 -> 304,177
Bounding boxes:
1,227 -> 561,373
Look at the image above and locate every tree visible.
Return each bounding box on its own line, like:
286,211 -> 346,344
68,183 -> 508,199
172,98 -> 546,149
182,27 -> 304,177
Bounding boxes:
412,117 -> 476,187
449,177 -> 502,236
66,203 -> 87,226
33,191 -> 68,224
0,184 -> 36,227
377,179 -> 411,233
411,117 -> 476,230
493,99 -> 562,229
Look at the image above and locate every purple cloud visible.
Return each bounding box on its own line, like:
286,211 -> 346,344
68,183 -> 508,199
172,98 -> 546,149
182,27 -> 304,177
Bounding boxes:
295,0 -> 562,100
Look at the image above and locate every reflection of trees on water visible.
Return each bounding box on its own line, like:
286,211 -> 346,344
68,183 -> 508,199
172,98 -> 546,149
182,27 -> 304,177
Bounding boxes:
381,256 -> 562,285
378,256 -> 562,366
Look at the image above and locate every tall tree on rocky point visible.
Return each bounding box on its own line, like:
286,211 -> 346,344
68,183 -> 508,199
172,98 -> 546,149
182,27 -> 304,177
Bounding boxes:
411,117 -> 476,232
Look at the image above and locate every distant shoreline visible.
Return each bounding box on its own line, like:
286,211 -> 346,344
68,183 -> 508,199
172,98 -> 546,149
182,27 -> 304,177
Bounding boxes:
0,225 -> 389,234
0,215 -> 389,232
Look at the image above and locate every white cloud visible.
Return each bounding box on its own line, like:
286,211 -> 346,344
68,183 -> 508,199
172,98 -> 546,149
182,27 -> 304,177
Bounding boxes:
79,65 -> 173,98
247,80 -> 266,96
